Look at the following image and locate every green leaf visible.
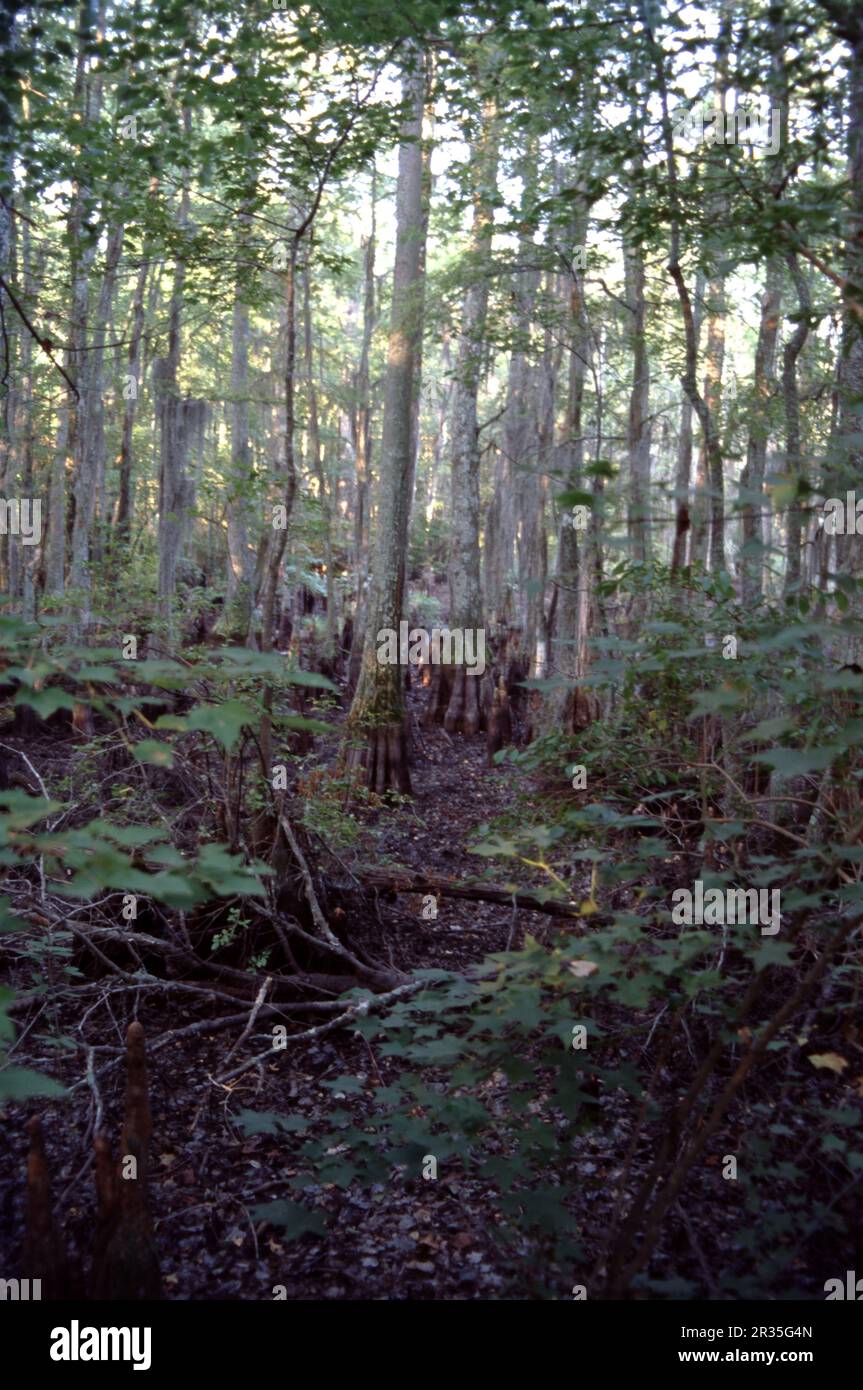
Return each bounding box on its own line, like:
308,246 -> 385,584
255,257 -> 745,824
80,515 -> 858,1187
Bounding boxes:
187,700 -> 256,751
275,714 -> 331,735
128,659 -> 189,688
83,821 -> 168,847
153,714 -> 188,731
0,791 -> 62,832
132,739 -> 175,767
15,688 -> 77,716
755,746 -> 841,775
236,1109 -> 309,1136
283,669 -> 337,691
745,716 -> 798,743
555,489 -> 594,509
322,1075 -> 365,1095
0,1066 -> 67,1103
76,665 -> 117,681
753,940 -> 796,972
251,1200 -> 326,1238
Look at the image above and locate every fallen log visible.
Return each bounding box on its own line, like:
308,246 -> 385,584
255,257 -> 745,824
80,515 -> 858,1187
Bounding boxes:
356,868 -> 602,923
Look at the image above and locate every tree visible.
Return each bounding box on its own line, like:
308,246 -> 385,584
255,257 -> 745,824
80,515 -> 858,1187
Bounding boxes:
443,79 -> 497,733
344,56 -> 428,793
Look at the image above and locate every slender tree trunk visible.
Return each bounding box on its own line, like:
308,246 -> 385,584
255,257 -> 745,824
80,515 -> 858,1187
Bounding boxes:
549,185 -> 596,732
740,10 -> 788,605
303,264 -> 336,657
782,254 -> 812,594
739,261 -> 781,604
624,195 -> 651,567
259,237 -> 298,655
344,58 -> 428,793
827,4 -> 863,645
46,0 -> 96,598
671,269 -> 705,573
444,94 -> 497,732
525,272 -> 556,677
502,207 -> 540,647
348,169 -> 377,689
70,219 -> 123,608
701,280 -> 727,573
0,110 -> 18,599
221,233 -> 255,642
116,180 -> 157,545
649,0 -> 729,577
155,136 -> 190,641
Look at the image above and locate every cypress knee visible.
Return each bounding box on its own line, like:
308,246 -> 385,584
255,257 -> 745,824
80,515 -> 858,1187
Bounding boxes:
23,1116 -> 76,1299
92,1023 -> 162,1300
486,679 -> 512,766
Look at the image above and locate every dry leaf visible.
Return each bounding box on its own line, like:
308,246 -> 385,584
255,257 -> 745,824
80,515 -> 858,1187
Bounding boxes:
807,1052 -> 848,1073
568,959 -> 599,978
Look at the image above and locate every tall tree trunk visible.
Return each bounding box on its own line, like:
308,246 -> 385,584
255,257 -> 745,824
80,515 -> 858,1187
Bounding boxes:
444,93 -> 497,733
70,219 -> 123,612
348,169 -> 377,689
739,262 -> 781,604
624,152 -> 651,568
549,178 -> 597,732
221,233 -> 255,642
740,10 -> 788,606
0,98 -> 18,601
503,203 -> 540,651
115,180 -> 157,545
155,135 -> 191,642
821,2 -> 863,644
47,0 -> 97,598
258,236 -> 298,657
671,269 -> 705,573
344,58 -> 428,793
782,254 -> 812,595
701,279 -> 727,574
303,263 -> 335,657
525,270 -> 558,677
643,0 -> 728,579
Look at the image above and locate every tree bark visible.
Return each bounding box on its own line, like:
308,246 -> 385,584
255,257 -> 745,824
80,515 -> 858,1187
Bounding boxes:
671,269 -> 705,573
739,262 -> 781,604
344,57 -> 428,793
348,169 -> 377,690
782,254 -> 812,595
221,220 -> 256,643
624,167 -> 651,568
444,93 -> 497,733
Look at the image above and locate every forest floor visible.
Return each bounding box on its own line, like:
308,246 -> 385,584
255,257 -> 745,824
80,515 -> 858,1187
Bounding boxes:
2,680 -> 559,1299
0,678 -> 835,1300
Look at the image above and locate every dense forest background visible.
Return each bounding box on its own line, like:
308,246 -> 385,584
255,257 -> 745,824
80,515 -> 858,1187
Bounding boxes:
1,0 -> 862,1303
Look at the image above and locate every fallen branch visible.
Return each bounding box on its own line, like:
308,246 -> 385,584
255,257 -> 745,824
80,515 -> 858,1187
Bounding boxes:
356,867 -> 599,923
279,813 -> 343,949
221,977 -> 271,1065
213,978 -> 426,1085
